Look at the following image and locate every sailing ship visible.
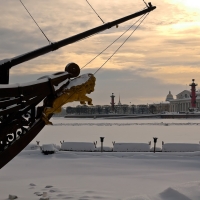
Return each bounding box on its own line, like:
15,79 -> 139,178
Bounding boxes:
0,2 -> 156,168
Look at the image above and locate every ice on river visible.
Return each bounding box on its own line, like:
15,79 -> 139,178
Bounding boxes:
0,118 -> 200,200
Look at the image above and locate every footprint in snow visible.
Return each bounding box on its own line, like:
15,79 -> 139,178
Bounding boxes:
45,185 -> 53,188
30,183 -> 36,186
85,191 -> 95,194
92,196 -> 106,199
57,193 -> 67,197
34,192 -> 43,196
80,196 -> 90,198
49,188 -> 60,193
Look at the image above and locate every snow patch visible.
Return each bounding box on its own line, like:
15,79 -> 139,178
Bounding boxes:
65,74 -> 91,89
23,143 -> 40,150
94,146 -> 113,152
41,144 -> 59,154
61,142 -> 95,151
0,58 -> 10,65
113,143 -> 150,152
54,79 -> 69,91
162,143 -> 200,152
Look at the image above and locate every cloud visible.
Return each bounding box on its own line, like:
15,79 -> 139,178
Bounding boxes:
1,0 -> 200,105
10,68 -> 183,105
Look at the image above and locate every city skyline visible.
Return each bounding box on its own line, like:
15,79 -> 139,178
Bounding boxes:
0,0 -> 200,105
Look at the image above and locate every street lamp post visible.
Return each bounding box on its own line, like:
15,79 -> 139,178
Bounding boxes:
100,137 -> 105,153
153,137 -> 158,153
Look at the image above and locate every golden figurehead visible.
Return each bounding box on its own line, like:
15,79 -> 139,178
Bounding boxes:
42,73 -> 96,125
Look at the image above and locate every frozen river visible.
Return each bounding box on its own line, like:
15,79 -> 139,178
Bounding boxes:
1,118 -> 200,200
35,118 -> 200,148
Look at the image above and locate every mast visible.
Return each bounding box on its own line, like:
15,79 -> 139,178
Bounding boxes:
0,3 -> 156,84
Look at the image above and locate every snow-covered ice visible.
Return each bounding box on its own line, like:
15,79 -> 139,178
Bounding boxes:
1,150 -> 200,200
34,118 -> 200,148
41,144 -> 58,152
113,143 -> 150,152
61,142 -> 95,151
1,118 -> 200,200
162,143 -> 200,152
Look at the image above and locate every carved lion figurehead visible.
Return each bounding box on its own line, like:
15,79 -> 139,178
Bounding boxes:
85,74 -> 96,94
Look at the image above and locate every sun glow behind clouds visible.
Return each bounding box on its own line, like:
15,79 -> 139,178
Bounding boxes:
2,0 -> 200,104
169,0 -> 200,10
181,0 -> 200,9
157,21 -> 200,35
171,22 -> 200,30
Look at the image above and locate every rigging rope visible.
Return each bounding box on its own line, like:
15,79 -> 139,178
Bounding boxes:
46,10 -> 150,108
56,14 -> 149,109
81,13 -> 146,70
85,0 -> 105,24
93,13 -> 149,75
142,0 -> 148,8
74,8 -> 146,59
19,0 -> 52,44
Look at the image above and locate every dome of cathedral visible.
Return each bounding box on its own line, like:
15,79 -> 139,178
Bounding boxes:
166,91 -> 174,101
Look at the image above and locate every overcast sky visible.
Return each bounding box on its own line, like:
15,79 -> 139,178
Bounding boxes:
0,0 -> 200,106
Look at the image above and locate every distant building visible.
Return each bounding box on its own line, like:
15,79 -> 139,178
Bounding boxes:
137,104 -> 149,114
169,79 -> 200,112
169,90 -> 200,112
118,95 -> 122,106
148,102 -> 170,114
166,91 -> 174,101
